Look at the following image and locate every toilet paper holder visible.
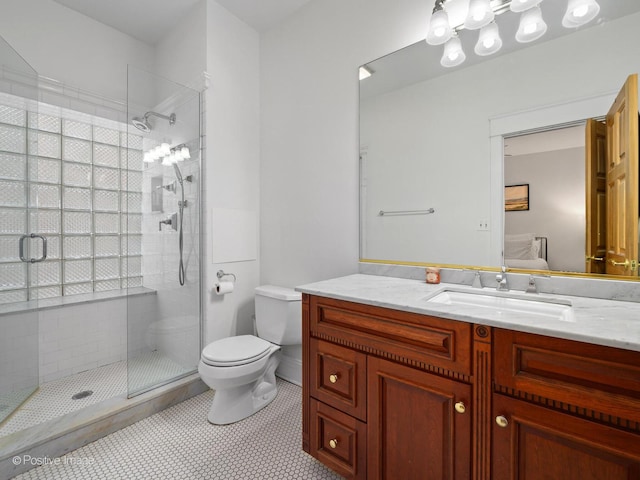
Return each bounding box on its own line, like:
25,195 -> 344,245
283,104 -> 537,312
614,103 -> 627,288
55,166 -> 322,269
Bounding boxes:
216,270 -> 236,283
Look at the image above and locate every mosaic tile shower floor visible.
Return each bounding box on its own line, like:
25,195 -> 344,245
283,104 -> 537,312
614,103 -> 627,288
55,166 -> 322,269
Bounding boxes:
1,352 -> 192,438
13,379 -> 342,480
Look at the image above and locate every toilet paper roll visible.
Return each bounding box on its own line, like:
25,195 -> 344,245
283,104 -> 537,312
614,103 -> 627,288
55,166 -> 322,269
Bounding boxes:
215,281 -> 234,295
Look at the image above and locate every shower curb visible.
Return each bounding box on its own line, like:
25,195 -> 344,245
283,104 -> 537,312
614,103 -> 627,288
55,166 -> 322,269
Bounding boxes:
0,374 -> 207,479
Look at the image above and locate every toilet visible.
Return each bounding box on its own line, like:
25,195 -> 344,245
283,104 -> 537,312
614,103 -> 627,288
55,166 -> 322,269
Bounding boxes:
198,285 -> 302,424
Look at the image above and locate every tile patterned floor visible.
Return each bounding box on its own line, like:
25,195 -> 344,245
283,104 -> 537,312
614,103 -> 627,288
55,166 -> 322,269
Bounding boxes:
1,353 -> 191,437
13,379 -> 342,480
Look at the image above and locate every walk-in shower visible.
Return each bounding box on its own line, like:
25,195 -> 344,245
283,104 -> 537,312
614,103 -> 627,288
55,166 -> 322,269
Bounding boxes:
0,35 -> 203,476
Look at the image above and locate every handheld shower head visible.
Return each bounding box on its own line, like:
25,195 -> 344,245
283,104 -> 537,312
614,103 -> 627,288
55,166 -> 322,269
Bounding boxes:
173,162 -> 184,185
131,111 -> 176,133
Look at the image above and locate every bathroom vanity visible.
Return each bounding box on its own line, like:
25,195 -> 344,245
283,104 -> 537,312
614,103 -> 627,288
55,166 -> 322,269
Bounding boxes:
298,274 -> 640,480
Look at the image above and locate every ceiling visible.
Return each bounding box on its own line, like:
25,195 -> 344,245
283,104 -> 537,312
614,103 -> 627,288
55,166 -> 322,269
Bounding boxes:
52,0 -> 313,44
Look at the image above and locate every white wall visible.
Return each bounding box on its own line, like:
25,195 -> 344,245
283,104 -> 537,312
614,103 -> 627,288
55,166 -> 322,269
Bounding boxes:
155,1 -> 207,91
260,0 -> 431,288
505,147 -> 585,272
0,0 -> 155,103
203,1 -> 261,343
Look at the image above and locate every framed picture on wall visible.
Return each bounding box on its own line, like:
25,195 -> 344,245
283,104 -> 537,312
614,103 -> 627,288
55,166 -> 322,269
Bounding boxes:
505,184 -> 529,211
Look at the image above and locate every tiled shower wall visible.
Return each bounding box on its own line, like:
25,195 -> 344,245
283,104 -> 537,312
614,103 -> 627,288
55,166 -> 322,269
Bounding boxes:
0,91 -> 151,385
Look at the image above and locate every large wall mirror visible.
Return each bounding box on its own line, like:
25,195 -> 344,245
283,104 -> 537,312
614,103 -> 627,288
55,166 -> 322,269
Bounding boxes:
359,0 -> 640,279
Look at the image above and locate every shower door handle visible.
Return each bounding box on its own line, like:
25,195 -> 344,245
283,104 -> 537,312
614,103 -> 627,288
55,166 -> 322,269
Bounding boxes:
19,234 -> 48,263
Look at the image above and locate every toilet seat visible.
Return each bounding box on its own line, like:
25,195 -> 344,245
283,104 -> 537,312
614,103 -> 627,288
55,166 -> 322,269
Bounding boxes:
201,335 -> 273,367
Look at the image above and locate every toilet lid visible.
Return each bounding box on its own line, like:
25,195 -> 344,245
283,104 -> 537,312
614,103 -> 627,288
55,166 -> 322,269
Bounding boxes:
201,335 -> 273,367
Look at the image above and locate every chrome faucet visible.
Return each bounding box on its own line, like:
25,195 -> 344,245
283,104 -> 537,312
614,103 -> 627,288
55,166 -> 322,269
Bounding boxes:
496,266 -> 509,291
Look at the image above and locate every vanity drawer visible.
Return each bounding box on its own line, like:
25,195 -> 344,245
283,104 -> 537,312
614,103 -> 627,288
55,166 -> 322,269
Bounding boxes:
494,329 -> 640,423
310,296 -> 472,376
310,399 -> 367,480
310,338 -> 367,421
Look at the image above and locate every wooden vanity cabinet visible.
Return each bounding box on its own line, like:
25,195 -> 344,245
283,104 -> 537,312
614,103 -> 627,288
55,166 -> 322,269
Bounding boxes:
492,394 -> 640,479
492,329 -> 640,479
302,294 -> 640,480
303,295 -> 474,479
367,356 -> 472,480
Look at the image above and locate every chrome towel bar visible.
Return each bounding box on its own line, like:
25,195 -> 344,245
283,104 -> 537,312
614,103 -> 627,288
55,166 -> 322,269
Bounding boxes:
378,208 -> 435,216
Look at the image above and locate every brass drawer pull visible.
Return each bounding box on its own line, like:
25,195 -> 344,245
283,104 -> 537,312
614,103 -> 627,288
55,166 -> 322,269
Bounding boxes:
495,415 -> 509,428
454,402 -> 466,414
329,374 -> 339,384
329,438 -> 338,449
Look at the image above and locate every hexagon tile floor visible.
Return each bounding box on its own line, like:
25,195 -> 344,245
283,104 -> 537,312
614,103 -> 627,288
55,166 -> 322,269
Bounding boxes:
12,379 -> 343,480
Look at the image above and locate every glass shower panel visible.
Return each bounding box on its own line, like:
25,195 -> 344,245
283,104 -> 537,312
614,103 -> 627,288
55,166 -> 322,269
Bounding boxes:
126,66 -> 201,397
0,35 -> 40,424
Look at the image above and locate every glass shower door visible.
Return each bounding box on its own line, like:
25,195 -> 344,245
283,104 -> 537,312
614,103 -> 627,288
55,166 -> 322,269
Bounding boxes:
0,35 -> 40,424
126,66 -> 201,397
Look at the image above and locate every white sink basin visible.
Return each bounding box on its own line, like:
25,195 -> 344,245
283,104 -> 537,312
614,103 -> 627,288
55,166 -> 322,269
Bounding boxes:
425,288 -> 575,322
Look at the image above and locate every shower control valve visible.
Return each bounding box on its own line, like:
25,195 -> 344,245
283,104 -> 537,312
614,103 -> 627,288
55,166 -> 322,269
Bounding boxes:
159,213 -> 178,231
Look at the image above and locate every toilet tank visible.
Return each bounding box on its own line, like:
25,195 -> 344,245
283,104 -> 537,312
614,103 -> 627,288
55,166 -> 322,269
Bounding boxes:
255,285 -> 302,346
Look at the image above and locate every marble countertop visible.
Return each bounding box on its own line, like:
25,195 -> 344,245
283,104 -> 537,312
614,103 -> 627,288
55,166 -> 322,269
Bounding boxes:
296,274 -> 640,353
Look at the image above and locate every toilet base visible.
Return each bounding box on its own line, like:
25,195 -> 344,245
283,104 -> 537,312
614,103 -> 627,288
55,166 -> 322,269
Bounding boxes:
206,354 -> 280,425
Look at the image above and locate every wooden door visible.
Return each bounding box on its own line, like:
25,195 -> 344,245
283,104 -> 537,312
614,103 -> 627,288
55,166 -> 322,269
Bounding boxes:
367,357 -> 471,480
605,74 -> 639,275
493,394 -> 640,479
585,118 -> 607,273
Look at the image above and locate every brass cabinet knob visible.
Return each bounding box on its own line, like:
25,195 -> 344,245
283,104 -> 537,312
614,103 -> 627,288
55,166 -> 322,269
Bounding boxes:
329,374 -> 339,384
495,415 -> 509,428
329,438 -> 338,449
454,402 -> 466,414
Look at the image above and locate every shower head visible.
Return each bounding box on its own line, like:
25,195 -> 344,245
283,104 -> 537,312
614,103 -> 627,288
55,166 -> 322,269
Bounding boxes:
131,111 -> 176,133
131,116 -> 151,133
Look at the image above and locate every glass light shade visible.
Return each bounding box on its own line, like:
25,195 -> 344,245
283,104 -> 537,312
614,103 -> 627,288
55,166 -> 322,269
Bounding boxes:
441,36 -> 466,68
159,143 -> 171,156
143,152 -> 154,163
464,0 -> 495,30
173,149 -> 185,162
426,9 -> 453,46
562,0 -> 600,28
359,66 -> 372,80
515,6 -> 547,43
475,22 -> 503,56
510,0 -> 543,13
161,156 -> 173,166
151,146 -> 162,160
180,146 -> 190,159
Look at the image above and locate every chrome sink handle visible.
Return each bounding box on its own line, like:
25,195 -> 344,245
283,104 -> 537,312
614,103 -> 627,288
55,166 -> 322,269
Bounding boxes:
525,275 -> 538,294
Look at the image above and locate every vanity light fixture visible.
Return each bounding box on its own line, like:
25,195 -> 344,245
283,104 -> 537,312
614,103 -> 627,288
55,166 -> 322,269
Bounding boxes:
562,0 -> 600,28
475,22 -> 503,55
509,0 -> 543,13
464,0 -> 495,30
441,35 -> 466,67
426,0 -> 453,45
359,65 -> 373,80
427,0 -> 600,68
143,143 -> 190,165
515,5 -> 547,43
